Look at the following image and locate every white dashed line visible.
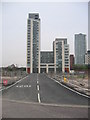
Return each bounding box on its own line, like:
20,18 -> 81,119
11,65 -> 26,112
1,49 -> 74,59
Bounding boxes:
16,85 -> 31,88
37,85 -> 40,91
38,93 -> 41,103
37,74 -> 41,103
29,85 -> 31,87
37,74 -> 38,80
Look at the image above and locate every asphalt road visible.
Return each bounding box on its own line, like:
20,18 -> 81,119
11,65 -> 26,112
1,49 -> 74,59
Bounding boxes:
1,73 -> 89,118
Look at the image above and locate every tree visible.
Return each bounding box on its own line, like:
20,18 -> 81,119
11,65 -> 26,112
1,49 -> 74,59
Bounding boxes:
73,64 -> 88,71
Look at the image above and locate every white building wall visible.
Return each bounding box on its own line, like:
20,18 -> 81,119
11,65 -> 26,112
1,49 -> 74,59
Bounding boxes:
30,19 -> 33,73
54,41 -> 56,73
62,41 -> 65,73
27,14 -> 40,73
38,20 -> 40,73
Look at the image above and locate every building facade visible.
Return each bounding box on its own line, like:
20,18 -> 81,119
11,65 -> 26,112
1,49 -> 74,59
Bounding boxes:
40,51 -> 54,73
64,44 -> 70,72
85,50 -> 90,65
53,38 -> 70,73
40,51 -> 54,63
70,55 -> 74,70
26,13 -> 40,73
75,33 -> 86,65
26,13 -> 70,74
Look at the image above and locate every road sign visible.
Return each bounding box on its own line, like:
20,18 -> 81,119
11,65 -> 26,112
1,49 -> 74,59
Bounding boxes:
3,80 -> 8,86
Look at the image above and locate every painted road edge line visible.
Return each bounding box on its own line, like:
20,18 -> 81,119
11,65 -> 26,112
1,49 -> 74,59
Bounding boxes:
47,75 -> 90,99
0,75 -> 29,92
53,78 -> 90,99
37,85 -> 40,91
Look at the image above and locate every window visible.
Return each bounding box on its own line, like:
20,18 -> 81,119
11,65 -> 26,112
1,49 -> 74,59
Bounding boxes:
27,62 -> 30,64
28,51 -> 30,53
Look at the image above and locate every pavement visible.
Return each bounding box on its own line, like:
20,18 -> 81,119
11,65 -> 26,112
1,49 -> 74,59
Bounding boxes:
0,73 -> 89,118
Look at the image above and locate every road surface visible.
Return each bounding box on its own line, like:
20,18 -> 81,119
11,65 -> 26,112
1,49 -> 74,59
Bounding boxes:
1,73 -> 89,118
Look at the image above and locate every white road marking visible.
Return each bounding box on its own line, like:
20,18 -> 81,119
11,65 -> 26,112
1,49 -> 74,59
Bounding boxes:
0,75 -> 28,92
19,85 -> 23,88
16,85 -> 31,88
37,85 -> 40,91
37,74 -> 38,79
24,85 -> 28,87
29,85 -> 31,87
37,74 -> 41,103
0,88 -> 3,91
38,93 -> 41,103
3,99 -> 89,108
47,76 -> 90,99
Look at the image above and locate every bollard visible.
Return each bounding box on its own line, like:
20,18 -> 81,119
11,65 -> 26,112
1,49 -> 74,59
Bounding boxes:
64,77 -> 67,82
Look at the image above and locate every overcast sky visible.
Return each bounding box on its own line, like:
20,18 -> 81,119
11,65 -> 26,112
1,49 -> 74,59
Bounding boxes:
2,2 -> 88,67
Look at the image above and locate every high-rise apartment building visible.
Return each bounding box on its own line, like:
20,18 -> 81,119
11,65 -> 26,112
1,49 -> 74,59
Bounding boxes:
26,13 -> 70,74
53,38 -> 70,73
75,33 -> 86,65
26,13 -> 40,73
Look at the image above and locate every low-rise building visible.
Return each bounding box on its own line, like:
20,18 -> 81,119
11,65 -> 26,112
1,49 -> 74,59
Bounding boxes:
85,50 -> 90,65
40,51 -> 54,63
40,51 -> 54,73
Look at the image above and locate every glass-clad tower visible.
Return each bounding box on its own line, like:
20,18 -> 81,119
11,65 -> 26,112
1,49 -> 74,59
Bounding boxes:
27,13 -> 40,73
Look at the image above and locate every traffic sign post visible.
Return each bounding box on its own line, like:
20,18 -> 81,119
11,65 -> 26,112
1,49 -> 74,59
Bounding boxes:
3,80 -> 8,86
